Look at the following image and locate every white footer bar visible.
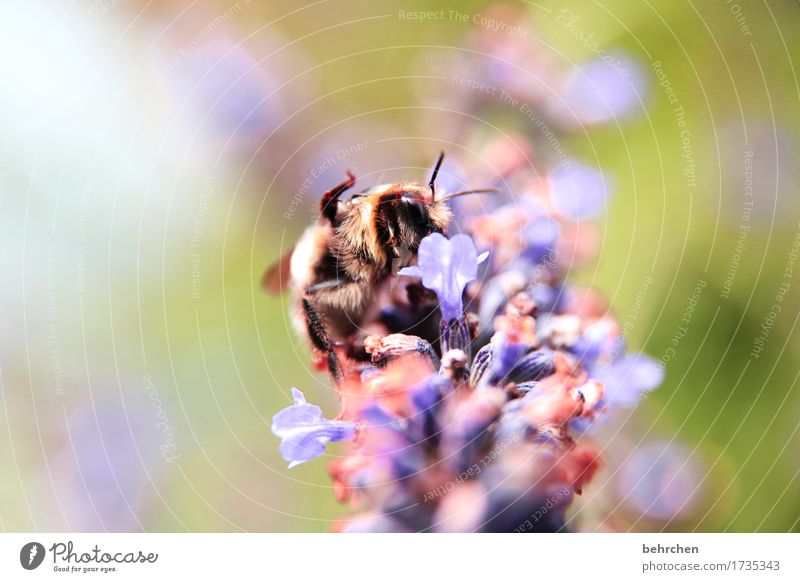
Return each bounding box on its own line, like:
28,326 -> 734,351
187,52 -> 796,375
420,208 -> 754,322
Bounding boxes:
1,533 -> 797,581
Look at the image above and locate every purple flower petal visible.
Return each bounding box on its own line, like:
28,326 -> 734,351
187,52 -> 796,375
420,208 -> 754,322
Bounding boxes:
562,54 -> 647,125
399,233 -> 487,322
571,320 -> 619,374
523,216 -> 559,263
271,388 -> 356,468
597,353 -> 664,407
486,334 -> 528,386
549,162 -> 611,220
531,283 -> 570,314
619,440 -> 702,520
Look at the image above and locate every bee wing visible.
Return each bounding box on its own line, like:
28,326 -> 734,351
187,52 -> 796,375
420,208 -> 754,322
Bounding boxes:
261,246 -> 295,294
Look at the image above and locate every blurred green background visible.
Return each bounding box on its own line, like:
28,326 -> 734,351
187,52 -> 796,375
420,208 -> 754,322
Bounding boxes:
1,0 -> 799,532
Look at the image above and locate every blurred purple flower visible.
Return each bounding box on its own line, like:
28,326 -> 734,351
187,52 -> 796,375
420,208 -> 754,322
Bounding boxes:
549,162 -> 611,220
56,396 -> 163,531
597,353 -> 664,407
484,336 -> 527,385
561,54 -> 647,125
399,233 -> 488,322
619,440 -> 702,521
174,41 -> 284,139
531,282 -> 571,314
523,216 -> 560,263
272,388 -> 356,468
571,319 -> 622,374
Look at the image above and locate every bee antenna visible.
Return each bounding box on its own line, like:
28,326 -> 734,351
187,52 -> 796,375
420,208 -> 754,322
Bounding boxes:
438,188 -> 500,201
428,151 -> 445,200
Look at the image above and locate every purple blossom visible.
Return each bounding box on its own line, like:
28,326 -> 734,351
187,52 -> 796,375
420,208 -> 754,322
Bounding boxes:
410,374 -> 450,414
485,336 -> 527,385
596,353 -> 664,407
530,282 -> 570,314
469,334 -> 555,388
358,403 -> 426,480
619,440 -> 702,521
570,320 -> 623,374
271,388 -> 356,468
56,398 -> 161,531
175,41 -> 285,139
399,233 -> 488,323
506,349 -> 556,384
522,216 -> 559,264
549,162 -> 611,220
560,54 -> 648,125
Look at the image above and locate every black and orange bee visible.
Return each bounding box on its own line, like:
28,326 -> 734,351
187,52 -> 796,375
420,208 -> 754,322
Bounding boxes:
263,153 -> 492,378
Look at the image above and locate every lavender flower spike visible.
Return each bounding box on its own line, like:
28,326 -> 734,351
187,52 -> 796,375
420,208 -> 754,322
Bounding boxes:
399,233 -> 489,322
271,388 -> 356,468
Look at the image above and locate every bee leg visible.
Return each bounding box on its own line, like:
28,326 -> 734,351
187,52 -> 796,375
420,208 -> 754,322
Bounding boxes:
320,171 -> 356,224
305,279 -> 345,294
302,297 -> 343,383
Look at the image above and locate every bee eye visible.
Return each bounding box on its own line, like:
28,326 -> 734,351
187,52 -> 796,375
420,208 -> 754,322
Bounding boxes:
404,197 -> 428,226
